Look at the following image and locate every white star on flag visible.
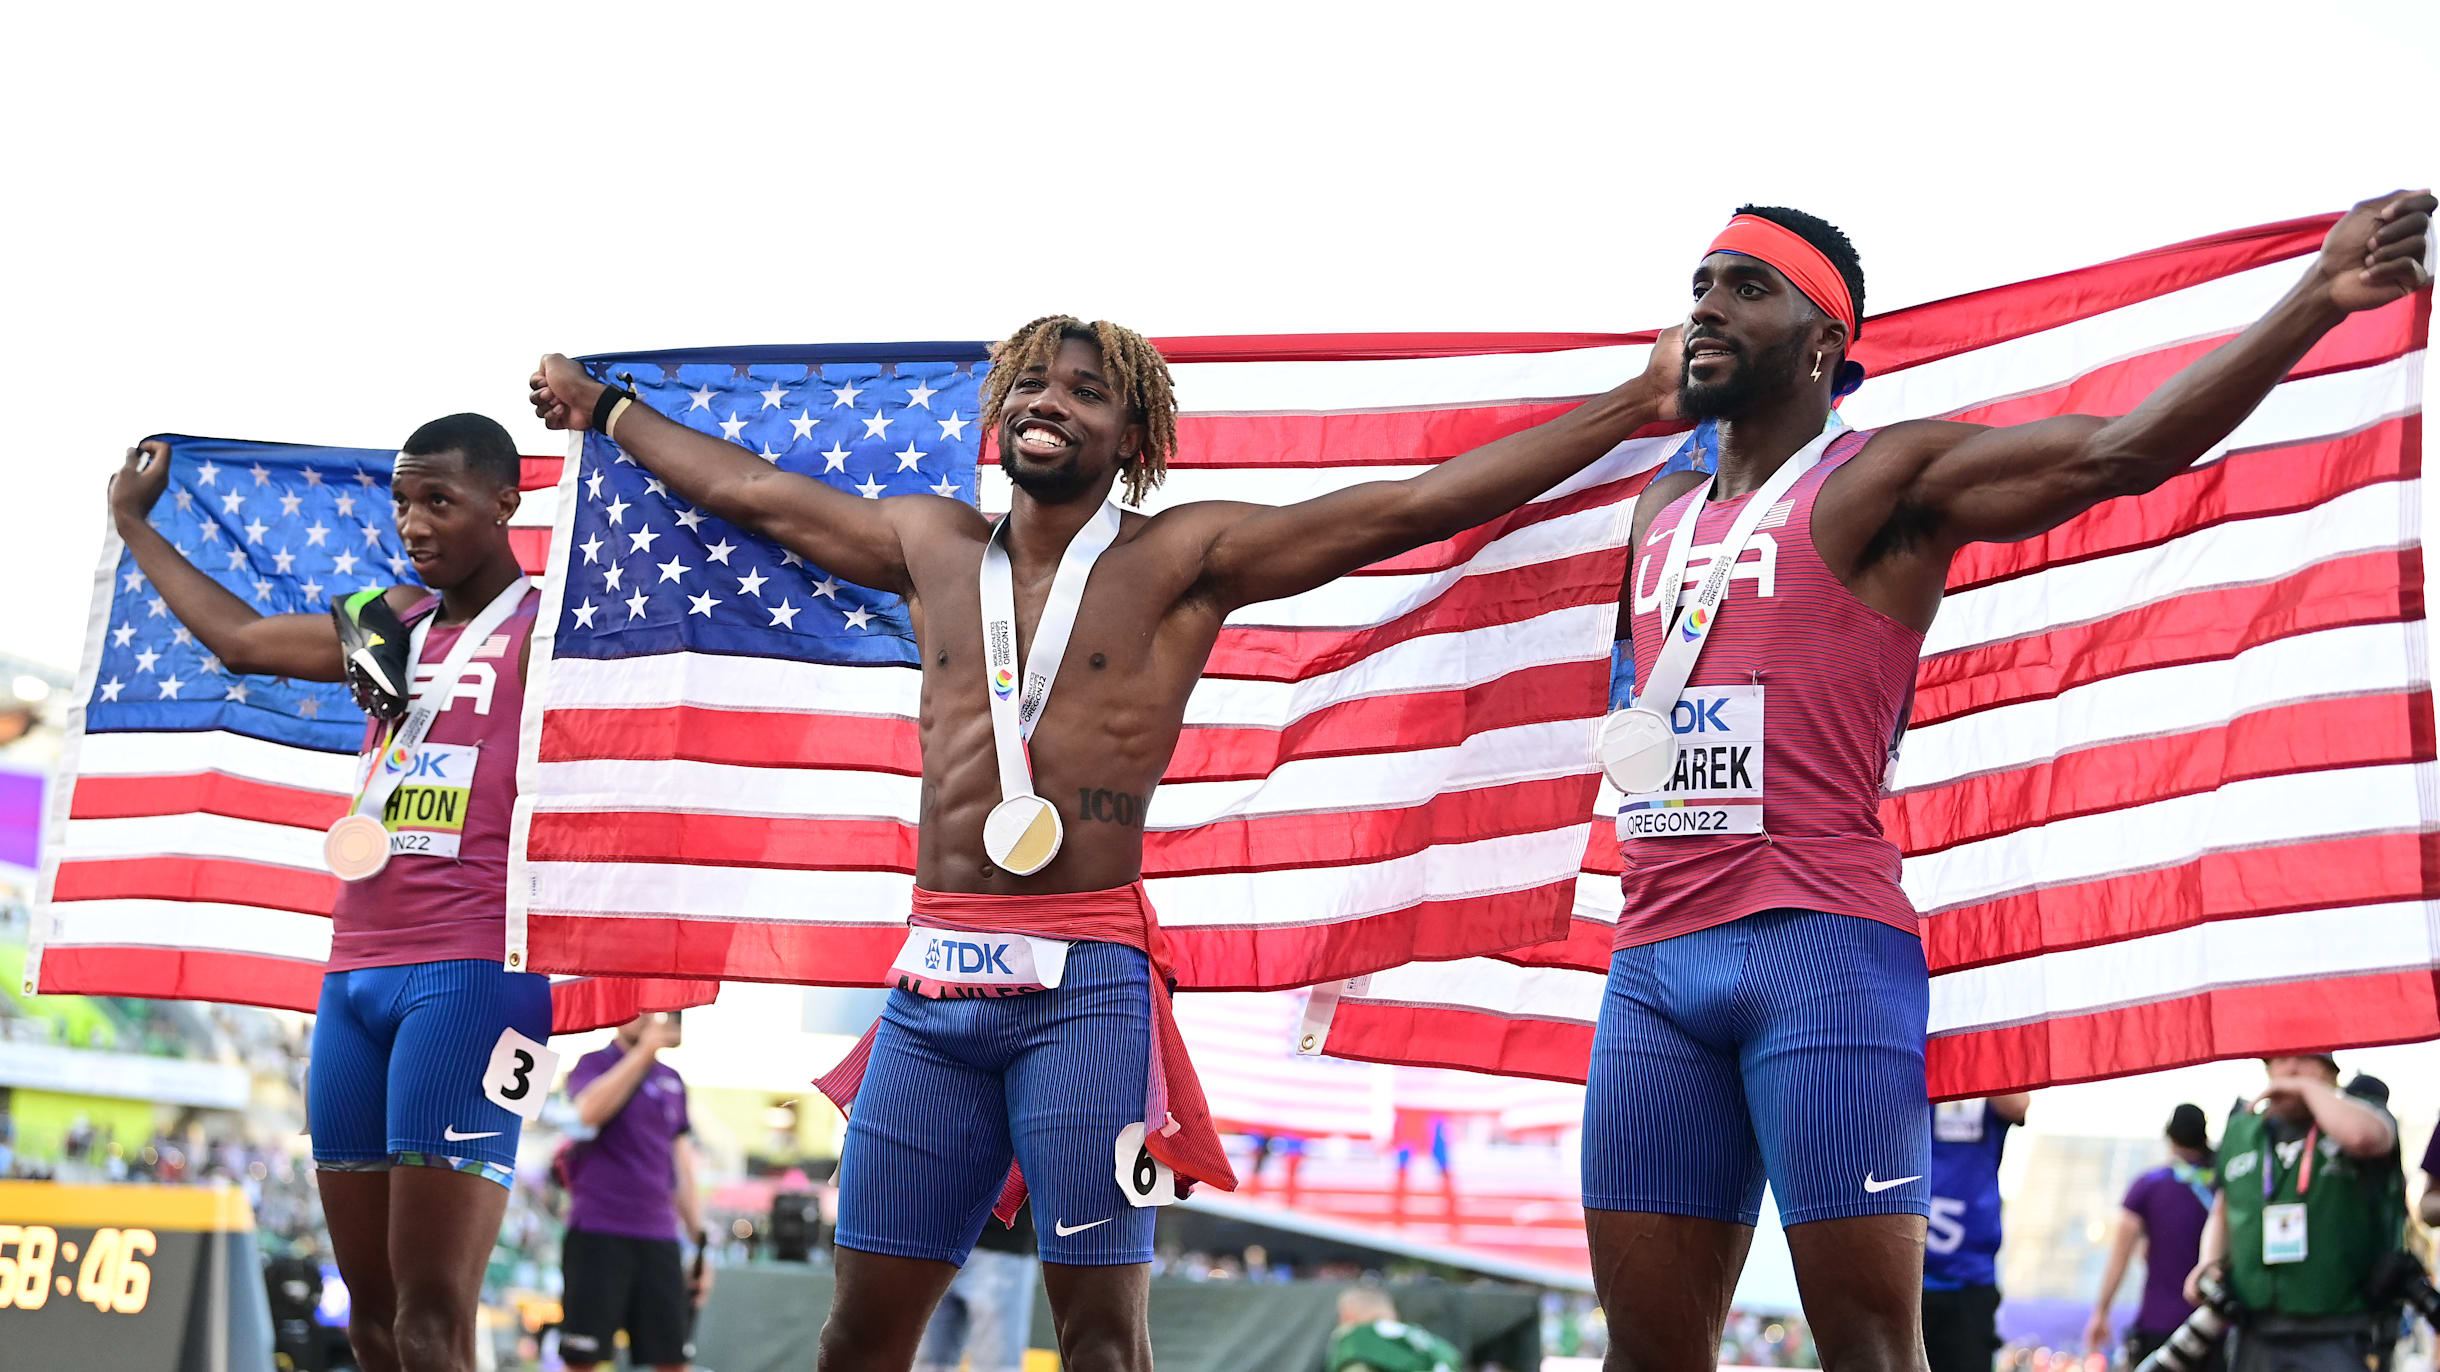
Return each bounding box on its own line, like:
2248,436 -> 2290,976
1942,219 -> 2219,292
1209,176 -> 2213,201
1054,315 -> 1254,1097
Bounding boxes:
171,625 -> 192,645
605,496 -> 631,526
780,549 -> 804,568
361,524 -> 383,546
843,607 -> 874,630
298,698 -> 320,718
625,589 -> 650,620
253,579 -> 273,602
272,548 -> 296,573
656,557 -> 691,584
111,623 -> 135,647
301,578 -> 324,604
221,491 -> 246,514
302,468 -> 322,487
122,568 -> 145,592
688,591 -> 720,617
245,519 -> 269,544
895,444 -> 926,471
305,522 -> 330,547
811,575 -> 840,599
332,551 -> 360,576
98,677 -> 124,702
195,461 -> 220,486
932,475 -> 962,498
688,385 -> 715,411
674,507 -> 706,531
223,682 -> 248,703
199,655 -> 221,676
134,648 -> 161,673
173,490 -> 194,512
821,443 -> 851,472
579,534 -> 604,565
736,568 -> 768,597
572,600 -> 599,628
643,477 -> 667,498
831,382 -> 862,408
249,464 -> 270,486
603,563 -> 626,592
335,493 -> 356,517
759,443 -> 783,464
157,676 -> 184,699
147,597 -> 167,618
224,548 -> 247,571
790,410 -> 817,440
904,380 -> 938,409
705,539 -> 737,565
767,600 -> 800,628
278,491 -> 303,516
629,526 -> 662,555
861,412 -> 893,439
587,468 -> 606,499
197,523 -> 220,543
855,475 -> 884,499
718,412 -> 748,441
760,382 -> 790,410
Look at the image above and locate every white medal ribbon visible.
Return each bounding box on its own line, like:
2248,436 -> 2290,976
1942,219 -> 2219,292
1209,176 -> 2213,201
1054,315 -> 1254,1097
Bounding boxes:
1597,431 -> 1834,793
978,502 -> 1125,876
324,576 -> 532,881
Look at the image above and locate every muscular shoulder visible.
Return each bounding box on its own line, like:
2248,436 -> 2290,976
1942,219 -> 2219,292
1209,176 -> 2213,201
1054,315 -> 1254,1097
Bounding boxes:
1628,471 -> 1705,549
888,492 -> 993,541
1818,420 -> 1991,572
379,584 -> 431,618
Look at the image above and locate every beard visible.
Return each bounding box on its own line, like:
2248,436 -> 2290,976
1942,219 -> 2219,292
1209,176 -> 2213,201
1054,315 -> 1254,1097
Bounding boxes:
999,445 -> 1103,505
1676,328 -> 1813,421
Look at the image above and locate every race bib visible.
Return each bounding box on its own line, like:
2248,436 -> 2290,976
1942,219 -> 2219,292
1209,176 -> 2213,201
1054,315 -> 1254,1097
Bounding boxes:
2263,1201 -> 2308,1264
481,1027 -> 558,1120
1113,1121 -> 1180,1208
361,741 -> 481,859
889,929 -> 1071,999
1615,683 -> 1763,839
1933,1100 -> 1987,1143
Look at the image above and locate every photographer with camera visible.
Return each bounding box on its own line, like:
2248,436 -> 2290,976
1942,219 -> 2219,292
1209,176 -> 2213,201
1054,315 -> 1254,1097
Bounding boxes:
2183,1055 -> 2406,1372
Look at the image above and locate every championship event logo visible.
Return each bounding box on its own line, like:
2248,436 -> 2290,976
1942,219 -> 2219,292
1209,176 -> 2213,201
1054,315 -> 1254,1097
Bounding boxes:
1679,604 -> 1710,642
993,668 -> 1015,698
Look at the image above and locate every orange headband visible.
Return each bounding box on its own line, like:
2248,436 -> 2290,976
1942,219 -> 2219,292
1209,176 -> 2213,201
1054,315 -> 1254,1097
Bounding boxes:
1706,214 -> 1857,338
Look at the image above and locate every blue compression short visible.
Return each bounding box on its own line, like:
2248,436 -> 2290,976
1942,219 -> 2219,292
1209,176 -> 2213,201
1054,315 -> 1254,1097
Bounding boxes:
1582,907 -> 1931,1227
308,958 -> 552,1189
834,940 -> 1156,1267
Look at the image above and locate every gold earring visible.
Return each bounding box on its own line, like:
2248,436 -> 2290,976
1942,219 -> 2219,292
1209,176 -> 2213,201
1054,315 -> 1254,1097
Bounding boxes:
1811,351 -> 1824,382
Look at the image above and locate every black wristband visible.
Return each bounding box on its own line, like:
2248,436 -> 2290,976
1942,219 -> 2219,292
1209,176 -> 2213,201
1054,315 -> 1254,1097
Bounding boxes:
590,377 -> 638,434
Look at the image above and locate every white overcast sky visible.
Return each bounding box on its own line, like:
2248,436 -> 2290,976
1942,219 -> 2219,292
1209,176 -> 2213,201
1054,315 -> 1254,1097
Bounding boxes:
10,3 -> 2440,1139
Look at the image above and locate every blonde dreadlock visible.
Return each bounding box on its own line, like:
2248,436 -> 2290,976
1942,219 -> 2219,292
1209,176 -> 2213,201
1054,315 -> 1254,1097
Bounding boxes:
979,315 -> 1177,506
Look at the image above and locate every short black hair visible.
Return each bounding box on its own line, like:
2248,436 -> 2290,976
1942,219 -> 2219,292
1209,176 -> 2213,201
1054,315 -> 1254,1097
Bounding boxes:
401,413 -> 521,489
1732,204 -> 1866,339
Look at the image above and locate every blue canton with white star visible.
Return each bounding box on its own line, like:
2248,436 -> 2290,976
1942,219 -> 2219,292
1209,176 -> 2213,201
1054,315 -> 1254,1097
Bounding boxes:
87,436 -> 414,752
562,347 -> 987,666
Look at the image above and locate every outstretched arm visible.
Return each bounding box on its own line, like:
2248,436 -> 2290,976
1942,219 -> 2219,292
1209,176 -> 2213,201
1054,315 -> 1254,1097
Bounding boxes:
1185,331 -> 1680,611
532,355 -> 935,596
107,441 -> 367,681
1895,190 -> 2433,550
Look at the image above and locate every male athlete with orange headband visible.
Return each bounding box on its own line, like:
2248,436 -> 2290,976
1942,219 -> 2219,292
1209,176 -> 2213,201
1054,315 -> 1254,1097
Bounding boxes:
1584,193 -> 2432,1369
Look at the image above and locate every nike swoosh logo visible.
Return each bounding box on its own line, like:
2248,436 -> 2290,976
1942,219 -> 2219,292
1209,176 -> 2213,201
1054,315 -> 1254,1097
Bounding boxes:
1862,1173 -> 1921,1193
443,1126 -> 502,1142
1053,1218 -> 1112,1237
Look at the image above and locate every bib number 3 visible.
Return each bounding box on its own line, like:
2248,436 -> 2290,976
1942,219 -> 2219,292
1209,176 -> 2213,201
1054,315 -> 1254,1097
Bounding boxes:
481,1027 -> 560,1121
1113,1121 -> 1180,1209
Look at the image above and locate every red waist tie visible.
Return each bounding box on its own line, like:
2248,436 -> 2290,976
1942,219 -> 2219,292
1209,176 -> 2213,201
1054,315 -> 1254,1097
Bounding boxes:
813,881 -> 1237,1227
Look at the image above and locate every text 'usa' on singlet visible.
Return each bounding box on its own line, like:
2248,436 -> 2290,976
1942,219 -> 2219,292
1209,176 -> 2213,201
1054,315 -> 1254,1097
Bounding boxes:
326,588 -> 538,972
1615,430 -> 1924,950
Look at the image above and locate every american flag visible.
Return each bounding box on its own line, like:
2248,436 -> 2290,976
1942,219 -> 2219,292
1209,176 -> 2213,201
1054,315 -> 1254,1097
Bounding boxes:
509,338 -> 1631,988
517,219 -> 2439,1104
29,436 -> 714,1032
1314,215 -> 2440,1096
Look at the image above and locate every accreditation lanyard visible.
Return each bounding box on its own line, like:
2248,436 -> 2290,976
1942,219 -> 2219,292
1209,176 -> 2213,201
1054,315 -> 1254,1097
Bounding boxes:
2263,1124 -> 2320,1200
978,503 -> 1124,803
344,577 -> 531,821
1635,430 -> 1832,715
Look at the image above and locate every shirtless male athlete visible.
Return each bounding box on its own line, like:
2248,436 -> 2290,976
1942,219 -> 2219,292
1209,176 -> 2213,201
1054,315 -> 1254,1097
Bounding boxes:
1585,192 -> 2433,1370
530,318 -> 1681,1372
108,417 -> 551,1372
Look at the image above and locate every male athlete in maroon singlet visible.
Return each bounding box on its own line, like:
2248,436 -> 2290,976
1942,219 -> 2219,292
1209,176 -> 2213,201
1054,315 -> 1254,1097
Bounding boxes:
532,319 -> 1682,1372
1586,192 -> 2433,1370
108,417 -> 547,1372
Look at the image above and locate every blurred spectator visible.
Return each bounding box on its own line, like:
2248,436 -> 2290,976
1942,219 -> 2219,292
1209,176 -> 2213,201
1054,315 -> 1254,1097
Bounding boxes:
1924,1094 -> 2032,1372
1327,1287 -> 1461,1372
2085,1104 -> 2219,1366
559,1012 -> 704,1372
2188,1056 -> 2404,1372
914,1210 -> 1039,1372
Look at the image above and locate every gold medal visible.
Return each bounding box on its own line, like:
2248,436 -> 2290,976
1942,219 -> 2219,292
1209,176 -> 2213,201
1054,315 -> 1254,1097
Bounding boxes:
324,813 -> 391,881
983,793 -> 1063,876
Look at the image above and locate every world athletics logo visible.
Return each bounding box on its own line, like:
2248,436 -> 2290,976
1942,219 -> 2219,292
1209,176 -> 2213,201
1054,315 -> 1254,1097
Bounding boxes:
1679,604 -> 1710,643
380,741 -> 414,774
993,668 -> 1015,698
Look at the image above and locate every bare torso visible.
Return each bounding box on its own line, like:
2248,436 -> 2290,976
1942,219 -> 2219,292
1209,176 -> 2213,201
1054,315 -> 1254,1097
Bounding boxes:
896,499 -> 1226,893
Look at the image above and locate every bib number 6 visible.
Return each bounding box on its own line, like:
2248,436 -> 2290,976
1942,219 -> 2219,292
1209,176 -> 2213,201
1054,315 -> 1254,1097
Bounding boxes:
1112,1121 -> 1179,1209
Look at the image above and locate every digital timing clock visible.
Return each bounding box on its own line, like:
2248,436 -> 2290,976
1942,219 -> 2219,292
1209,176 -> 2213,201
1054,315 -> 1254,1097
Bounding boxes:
0,1180 -> 272,1370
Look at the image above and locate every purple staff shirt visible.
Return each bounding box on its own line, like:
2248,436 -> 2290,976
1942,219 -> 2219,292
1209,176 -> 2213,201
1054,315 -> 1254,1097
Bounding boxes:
2120,1163 -> 2214,1335
564,1046 -> 691,1241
